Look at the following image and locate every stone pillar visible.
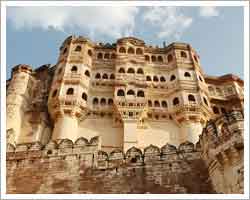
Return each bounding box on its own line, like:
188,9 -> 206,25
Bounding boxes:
179,122 -> 203,143
52,115 -> 79,142
123,121 -> 137,152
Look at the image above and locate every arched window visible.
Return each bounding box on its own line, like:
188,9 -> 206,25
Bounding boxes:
93,97 -> 99,105
104,53 -> 110,59
137,90 -> 144,97
75,45 -> 82,52
128,47 -> 135,54
153,76 -> 159,82
145,55 -> 150,61
117,89 -> 125,96
118,68 -> 125,73
170,75 -> 176,81
162,101 -> 167,108
203,97 -> 208,106
108,99 -> 113,105
151,55 -> 156,62
173,97 -> 179,106
148,100 -> 152,107
63,48 -> 67,54
127,90 -> 135,95
160,76 -> 166,82
110,74 -> 115,79
111,53 -> 116,59
71,66 -> 78,72
52,89 -> 57,98
85,70 -> 90,77
95,73 -> 101,79
146,76 -> 152,81
82,92 -> 87,101
119,47 -> 126,53
184,72 -> 191,77
188,94 -> 196,102
100,98 -> 106,105
88,50 -> 92,57
154,100 -> 160,107
137,68 -> 144,74
127,68 -> 135,74
102,73 -> 108,79
167,54 -> 173,62
97,52 -> 103,59
181,51 -> 187,58
136,48 -> 143,55
213,106 -> 219,114
66,88 -> 74,95
158,56 -> 163,62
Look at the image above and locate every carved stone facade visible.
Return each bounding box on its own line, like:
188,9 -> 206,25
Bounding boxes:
6,36 -> 244,194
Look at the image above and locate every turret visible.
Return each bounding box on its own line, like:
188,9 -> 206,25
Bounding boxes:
48,36 -> 94,142
6,64 -> 33,144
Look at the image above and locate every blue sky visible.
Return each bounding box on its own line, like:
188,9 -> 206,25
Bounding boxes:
6,6 -> 244,79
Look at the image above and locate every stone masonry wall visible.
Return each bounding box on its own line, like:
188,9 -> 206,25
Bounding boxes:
6,138 -> 215,194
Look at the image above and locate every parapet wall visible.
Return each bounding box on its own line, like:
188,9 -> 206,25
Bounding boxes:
6,138 -> 215,194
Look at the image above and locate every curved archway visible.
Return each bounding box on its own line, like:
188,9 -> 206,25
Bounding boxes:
146,76 -> 152,81
118,68 -> 125,73
119,47 -> 126,53
117,89 -> 125,96
104,53 -> 110,59
97,52 -> 103,59
128,47 -> 135,54
181,51 -> 187,58
93,97 -> 99,105
137,90 -> 144,97
95,73 -> 101,79
145,55 -> 150,61
188,94 -> 196,102
160,76 -> 166,82
148,100 -> 152,107
173,97 -> 179,106
110,74 -> 115,79
127,68 -> 135,74
100,98 -> 106,105
102,73 -> 108,79
137,68 -> 144,74
167,54 -> 173,62
154,100 -> 160,107
82,92 -> 88,101
151,55 -> 156,62
136,48 -> 143,55
162,101 -> 167,108
158,56 -> 163,62
184,72 -> 191,77
127,90 -> 135,95
88,49 -> 92,57
85,70 -> 90,77
170,75 -> 176,81
75,45 -> 81,52
71,66 -> 78,73
66,88 -> 74,95
153,76 -> 159,82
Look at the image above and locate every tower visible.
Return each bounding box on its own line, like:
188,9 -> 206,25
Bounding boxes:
169,43 -> 212,143
48,36 -> 94,142
6,65 -> 33,144
114,37 -> 147,151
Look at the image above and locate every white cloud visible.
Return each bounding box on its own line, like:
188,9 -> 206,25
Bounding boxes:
7,6 -> 196,40
143,7 -> 193,39
199,7 -> 219,17
7,6 -> 139,38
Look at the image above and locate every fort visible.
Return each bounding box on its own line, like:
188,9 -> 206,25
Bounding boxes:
6,36 -> 244,194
